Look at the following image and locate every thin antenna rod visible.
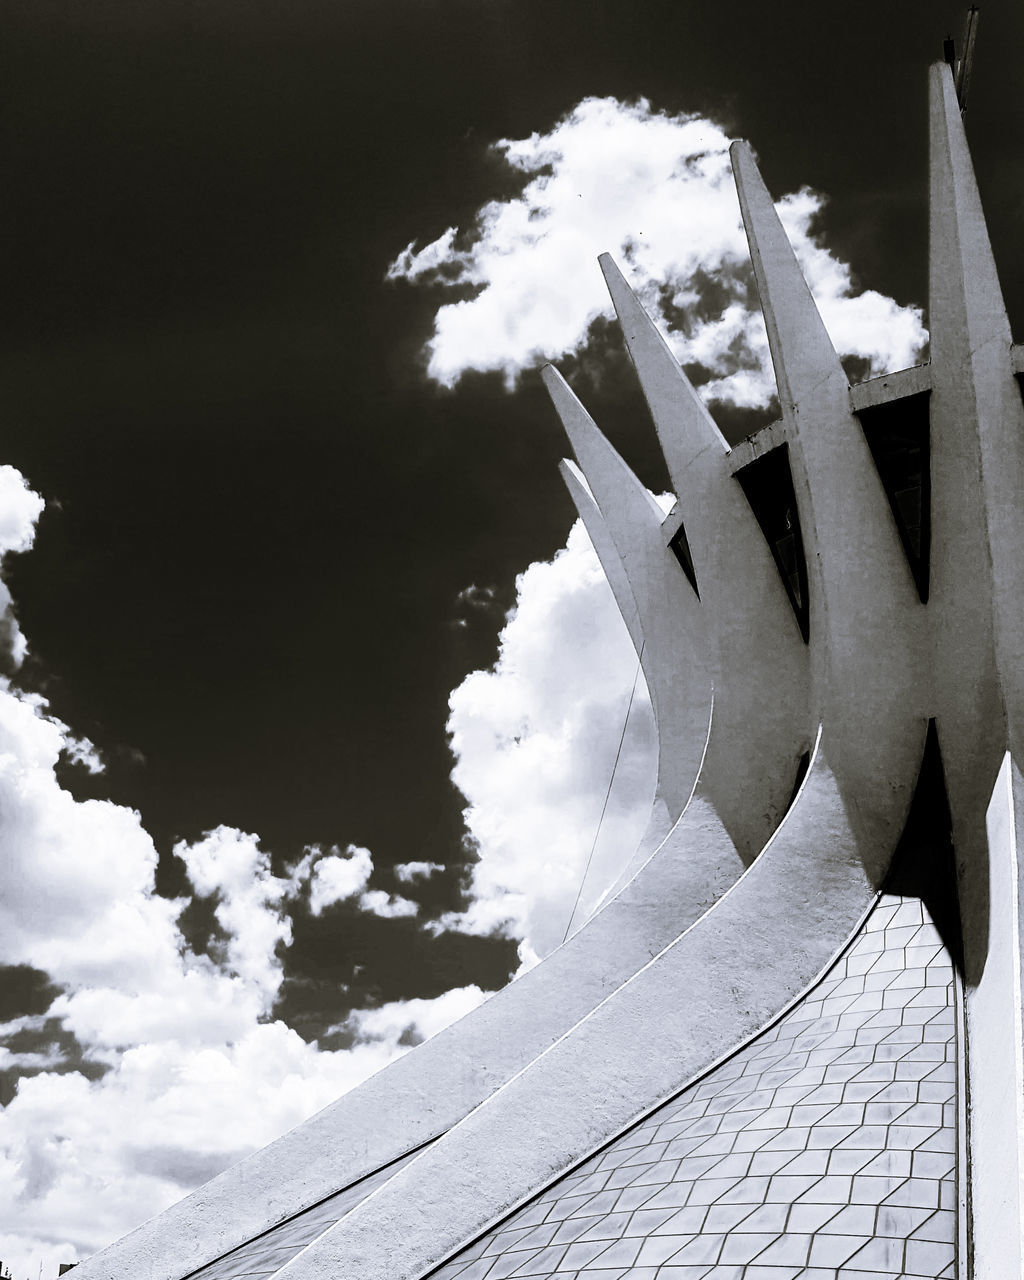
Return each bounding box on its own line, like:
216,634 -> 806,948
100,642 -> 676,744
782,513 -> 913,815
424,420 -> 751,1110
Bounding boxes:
955,6 -> 980,112
561,641 -> 645,944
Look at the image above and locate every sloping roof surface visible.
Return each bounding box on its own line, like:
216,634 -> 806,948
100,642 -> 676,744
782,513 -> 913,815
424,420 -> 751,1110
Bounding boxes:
429,893 -> 957,1280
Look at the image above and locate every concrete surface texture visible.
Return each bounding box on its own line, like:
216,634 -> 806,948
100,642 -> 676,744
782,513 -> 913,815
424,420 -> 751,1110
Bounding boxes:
72,59 -> 1024,1280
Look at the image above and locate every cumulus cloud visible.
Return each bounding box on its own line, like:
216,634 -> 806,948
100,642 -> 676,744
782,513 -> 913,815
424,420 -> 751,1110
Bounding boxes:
394,861 -> 445,883
302,844 -> 373,916
388,96 -> 926,400
339,985 -> 490,1046
0,467 -> 45,667
0,479 -> 651,1270
285,844 -> 419,919
59,732 -> 104,774
358,890 -> 419,919
176,827 -> 294,1002
441,518 -> 658,962
0,475 -> 483,1280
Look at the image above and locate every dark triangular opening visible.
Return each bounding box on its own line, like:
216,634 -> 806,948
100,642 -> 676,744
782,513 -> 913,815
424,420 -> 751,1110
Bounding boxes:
735,444 -> 810,643
883,720 -> 963,971
786,750 -> 811,812
855,391 -> 931,602
667,521 -> 699,598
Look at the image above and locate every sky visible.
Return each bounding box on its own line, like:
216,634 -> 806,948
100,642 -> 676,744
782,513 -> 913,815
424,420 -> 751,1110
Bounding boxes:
1,0 -> 1023,1274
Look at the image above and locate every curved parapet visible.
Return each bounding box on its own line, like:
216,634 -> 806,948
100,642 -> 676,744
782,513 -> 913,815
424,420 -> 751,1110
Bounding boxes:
270,730 -> 916,1280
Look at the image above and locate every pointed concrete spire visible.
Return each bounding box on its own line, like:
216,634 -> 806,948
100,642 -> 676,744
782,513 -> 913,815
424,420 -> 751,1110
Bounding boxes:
928,59 -> 1012,360
559,458 -> 644,656
598,253 -> 728,494
543,362 -> 710,830
541,364 -> 666,539
730,140 -> 846,413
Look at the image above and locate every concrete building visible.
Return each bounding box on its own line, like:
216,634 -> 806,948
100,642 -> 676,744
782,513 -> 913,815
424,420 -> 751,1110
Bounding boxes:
72,60 -> 1022,1280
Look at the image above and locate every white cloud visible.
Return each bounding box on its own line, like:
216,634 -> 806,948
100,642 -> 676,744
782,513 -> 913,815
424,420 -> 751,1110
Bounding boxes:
394,861 -> 445,883
0,467 -> 45,668
388,96 -> 926,400
175,827 -> 293,1002
358,890 -> 419,919
60,732 -> 104,774
339,985 -> 490,1046
0,471 -> 651,1273
0,1015 -> 469,1279
440,518 -> 658,962
289,845 -> 421,920
306,844 -> 373,916
0,480 -> 488,1279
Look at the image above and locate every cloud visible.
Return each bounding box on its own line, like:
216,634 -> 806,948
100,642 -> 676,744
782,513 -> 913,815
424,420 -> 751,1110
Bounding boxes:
338,985 -> 490,1047
175,827 -> 294,1002
0,1013 -> 471,1277
0,479 -> 485,1279
0,455 -> 650,1272
357,890 -> 419,919
0,1046 -> 66,1072
287,844 -> 419,919
59,733 -> 104,774
387,96 -> 926,400
394,861 -> 445,883
0,467 -> 45,668
440,518 -> 658,963
306,844 -> 372,913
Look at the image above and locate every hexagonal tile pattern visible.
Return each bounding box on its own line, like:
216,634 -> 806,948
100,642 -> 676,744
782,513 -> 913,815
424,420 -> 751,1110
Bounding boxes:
429,894 -> 958,1279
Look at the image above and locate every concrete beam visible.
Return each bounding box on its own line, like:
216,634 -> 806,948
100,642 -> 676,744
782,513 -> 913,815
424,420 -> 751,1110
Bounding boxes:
848,362 -> 932,412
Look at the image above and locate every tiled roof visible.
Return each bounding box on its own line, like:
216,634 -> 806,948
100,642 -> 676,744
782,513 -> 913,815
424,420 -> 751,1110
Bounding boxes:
430,894 -> 957,1280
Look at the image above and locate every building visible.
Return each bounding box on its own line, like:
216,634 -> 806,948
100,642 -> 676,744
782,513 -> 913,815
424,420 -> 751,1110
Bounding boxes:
71,59 -> 1022,1280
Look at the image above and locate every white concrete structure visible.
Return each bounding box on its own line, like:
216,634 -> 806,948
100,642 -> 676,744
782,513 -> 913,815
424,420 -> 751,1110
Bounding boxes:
73,61 -> 1022,1280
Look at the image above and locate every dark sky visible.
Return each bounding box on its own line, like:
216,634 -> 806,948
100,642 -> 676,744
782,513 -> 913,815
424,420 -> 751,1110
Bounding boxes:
2,0 -> 1022,1045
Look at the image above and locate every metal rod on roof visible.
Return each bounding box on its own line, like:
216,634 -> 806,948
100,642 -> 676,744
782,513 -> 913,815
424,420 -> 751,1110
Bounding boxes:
955,6 -> 980,112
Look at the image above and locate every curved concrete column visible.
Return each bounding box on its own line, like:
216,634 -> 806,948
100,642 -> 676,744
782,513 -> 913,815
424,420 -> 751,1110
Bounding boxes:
598,254 -> 809,866
927,60 -> 1024,1278
558,458 -> 674,862
558,459 -> 643,655
731,141 -> 927,865
542,364 -> 712,830
271,732 -> 905,1280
